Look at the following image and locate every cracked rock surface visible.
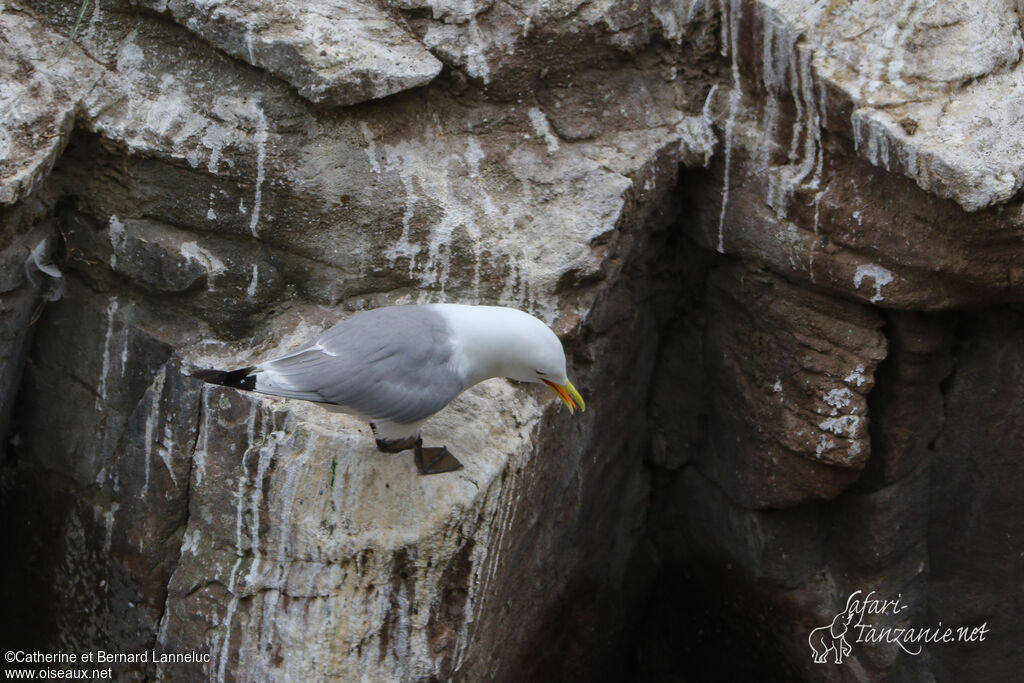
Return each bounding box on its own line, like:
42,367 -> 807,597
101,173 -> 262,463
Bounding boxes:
1,0 -> 706,679
131,0 -> 443,107
1,0 -> 1022,680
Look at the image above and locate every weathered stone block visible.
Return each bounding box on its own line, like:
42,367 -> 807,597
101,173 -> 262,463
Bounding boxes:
131,0 -> 443,107
698,262 -> 886,508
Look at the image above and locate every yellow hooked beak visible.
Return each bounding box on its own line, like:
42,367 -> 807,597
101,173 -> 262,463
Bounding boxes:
541,379 -> 586,414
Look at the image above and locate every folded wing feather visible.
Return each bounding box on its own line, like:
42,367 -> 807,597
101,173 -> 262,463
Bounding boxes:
254,306 -> 466,425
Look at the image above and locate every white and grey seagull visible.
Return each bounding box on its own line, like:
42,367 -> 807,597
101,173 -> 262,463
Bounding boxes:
195,304 -> 585,474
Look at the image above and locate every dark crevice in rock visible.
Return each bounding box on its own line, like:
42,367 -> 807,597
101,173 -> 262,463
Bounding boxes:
630,153 -> 898,678
631,550 -> 805,682
4,1 -> 1023,679
150,376 -> 204,654
632,228 -> 1021,680
924,306 -> 1024,680
856,309 -> 957,493
0,457 -> 75,647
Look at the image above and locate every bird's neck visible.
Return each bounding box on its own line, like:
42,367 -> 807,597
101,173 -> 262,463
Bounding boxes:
434,305 -> 525,388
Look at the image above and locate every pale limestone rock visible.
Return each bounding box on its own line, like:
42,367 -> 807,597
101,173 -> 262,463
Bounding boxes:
159,374 -> 544,681
692,0 -> 1024,310
0,10 -> 102,205
0,1 -> 710,678
131,0 -> 443,106
750,0 -> 1024,211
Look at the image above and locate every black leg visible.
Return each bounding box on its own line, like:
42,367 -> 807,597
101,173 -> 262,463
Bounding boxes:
413,437 -> 463,475
371,423 -> 418,453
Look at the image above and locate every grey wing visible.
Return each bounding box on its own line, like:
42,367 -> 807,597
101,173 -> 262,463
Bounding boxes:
254,307 -> 465,425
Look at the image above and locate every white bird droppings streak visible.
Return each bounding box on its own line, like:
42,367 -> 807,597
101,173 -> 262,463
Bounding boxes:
193,387 -> 211,485
180,242 -> 227,285
216,411 -> 256,683
246,263 -> 259,298
158,422 -> 177,487
809,189 -> 825,282
360,121 -> 381,174
251,427 -> 282,562
717,0 -> 743,254
249,105 -> 268,237
215,556 -> 245,683
277,434 -> 317,563
120,329 -> 129,376
142,364 -> 168,496
244,407 -> 278,589
108,215 -> 125,268
102,503 -> 120,555
235,439 -> 250,557
97,297 -> 119,409
527,107 -> 559,154
181,529 -> 200,556
244,26 -> 255,63
465,136 -> 485,178
382,149 -> 423,273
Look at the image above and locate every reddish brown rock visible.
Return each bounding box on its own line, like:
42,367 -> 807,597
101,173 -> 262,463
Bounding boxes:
697,262 -> 887,508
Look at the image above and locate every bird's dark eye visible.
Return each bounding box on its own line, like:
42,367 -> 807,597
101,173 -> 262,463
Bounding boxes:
535,370 -> 546,376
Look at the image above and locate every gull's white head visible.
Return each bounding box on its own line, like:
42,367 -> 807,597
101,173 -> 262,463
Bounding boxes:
506,317 -> 587,414
437,304 -> 586,413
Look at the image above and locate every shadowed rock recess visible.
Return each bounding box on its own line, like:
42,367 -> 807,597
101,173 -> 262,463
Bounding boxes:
1,0 -> 1021,680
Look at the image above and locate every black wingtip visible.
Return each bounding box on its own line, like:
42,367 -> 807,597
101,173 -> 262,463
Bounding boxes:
192,367 -> 257,391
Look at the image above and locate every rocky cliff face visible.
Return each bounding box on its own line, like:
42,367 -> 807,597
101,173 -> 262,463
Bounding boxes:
1,0 -> 1021,680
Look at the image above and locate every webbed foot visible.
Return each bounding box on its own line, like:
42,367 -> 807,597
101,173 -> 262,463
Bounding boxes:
414,438 -> 463,475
